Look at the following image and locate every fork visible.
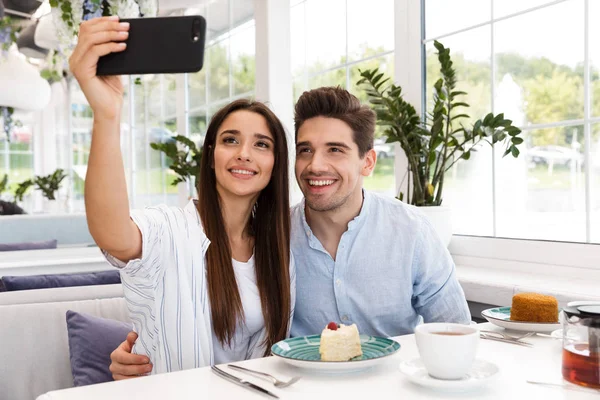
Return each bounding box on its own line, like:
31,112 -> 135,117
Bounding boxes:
480,333 -> 534,347
480,330 -> 535,342
228,364 -> 301,388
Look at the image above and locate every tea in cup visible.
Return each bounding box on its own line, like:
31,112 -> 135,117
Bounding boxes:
414,322 -> 479,380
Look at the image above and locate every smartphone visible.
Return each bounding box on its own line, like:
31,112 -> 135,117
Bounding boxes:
97,16 -> 206,76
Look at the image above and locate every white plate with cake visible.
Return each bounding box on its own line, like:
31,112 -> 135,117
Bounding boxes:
481,293 -> 561,333
271,322 -> 401,372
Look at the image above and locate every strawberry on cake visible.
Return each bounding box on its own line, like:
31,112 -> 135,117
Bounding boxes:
319,322 -> 363,361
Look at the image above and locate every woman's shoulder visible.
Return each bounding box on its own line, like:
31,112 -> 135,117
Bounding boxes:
132,199 -> 207,239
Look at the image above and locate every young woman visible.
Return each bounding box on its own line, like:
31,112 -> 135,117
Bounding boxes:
69,16 -> 294,374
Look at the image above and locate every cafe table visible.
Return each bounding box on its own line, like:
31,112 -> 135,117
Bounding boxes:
37,323 -> 598,400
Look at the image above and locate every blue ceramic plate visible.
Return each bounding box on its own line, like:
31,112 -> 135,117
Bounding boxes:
481,307 -> 561,333
271,334 -> 401,372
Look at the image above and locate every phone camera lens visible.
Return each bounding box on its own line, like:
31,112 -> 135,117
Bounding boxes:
192,18 -> 201,42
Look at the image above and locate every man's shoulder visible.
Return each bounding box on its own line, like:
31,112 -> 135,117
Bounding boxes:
290,201 -> 304,223
366,191 -> 427,224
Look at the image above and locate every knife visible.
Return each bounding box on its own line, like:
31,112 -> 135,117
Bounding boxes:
211,365 -> 280,398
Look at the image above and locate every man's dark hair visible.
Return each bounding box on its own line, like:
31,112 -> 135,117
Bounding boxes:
294,86 -> 376,157
0,200 -> 26,215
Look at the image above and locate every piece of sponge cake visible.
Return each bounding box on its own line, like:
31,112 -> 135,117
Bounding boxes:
510,292 -> 558,323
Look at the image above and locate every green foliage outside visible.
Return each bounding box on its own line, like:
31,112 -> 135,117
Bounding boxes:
426,50 -> 600,149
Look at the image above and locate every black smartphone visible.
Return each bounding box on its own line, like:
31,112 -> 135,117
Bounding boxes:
97,16 -> 206,76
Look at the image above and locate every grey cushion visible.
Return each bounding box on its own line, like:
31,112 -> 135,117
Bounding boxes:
66,310 -> 132,386
1,270 -> 121,291
0,239 -> 57,252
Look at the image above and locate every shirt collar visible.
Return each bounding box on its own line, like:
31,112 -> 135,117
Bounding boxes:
300,189 -> 371,237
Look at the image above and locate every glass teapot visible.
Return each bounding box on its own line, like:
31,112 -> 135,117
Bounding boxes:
562,303 -> 600,388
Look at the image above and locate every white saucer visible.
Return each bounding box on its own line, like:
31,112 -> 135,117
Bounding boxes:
399,358 -> 499,392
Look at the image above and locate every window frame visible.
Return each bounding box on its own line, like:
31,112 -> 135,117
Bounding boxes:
397,0 -> 600,270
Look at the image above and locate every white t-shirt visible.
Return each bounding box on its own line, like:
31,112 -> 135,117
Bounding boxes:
102,200 -> 295,375
212,254 -> 265,364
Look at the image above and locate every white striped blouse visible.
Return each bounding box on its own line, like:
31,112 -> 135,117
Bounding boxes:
103,200 -> 296,374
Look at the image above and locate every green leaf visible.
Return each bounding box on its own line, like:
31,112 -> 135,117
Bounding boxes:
0,174 -> 8,194
450,114 -> 469,121
451,102 -> 469,108
511,137 -> 524,145
492,113 -> 505,126
482,113 -> 494,125
507,126 -> 522,136
511,146 -> 520,157
462,151 -> 471,160
428,152 -> 437,165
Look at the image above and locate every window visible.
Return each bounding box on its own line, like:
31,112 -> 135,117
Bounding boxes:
60,0 -> 256,213
291,0 -> 395,196
0,110 -> 34,209
129,74 -> 180,208
425,0 -> 599,243
187,0 -> 256,196
70,82 -> 93,212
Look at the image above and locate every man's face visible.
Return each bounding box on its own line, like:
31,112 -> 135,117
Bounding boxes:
295,116 -> 376,212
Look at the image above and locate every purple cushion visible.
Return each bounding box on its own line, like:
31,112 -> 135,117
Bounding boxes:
0,239 -> 57,252
1,270 -> 121,291
66,310 -> 132,386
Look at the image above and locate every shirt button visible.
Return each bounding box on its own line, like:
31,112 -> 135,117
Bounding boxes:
341,315 -> 349,321
336,279 -> 341,286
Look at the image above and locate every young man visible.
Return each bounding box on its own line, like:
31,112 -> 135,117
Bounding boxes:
289,87 -> 469,338
108,87 -> 470,379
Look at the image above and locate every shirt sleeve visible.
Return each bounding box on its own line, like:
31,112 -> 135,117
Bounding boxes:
101,205 -> 173,282
411,216 -> 471,324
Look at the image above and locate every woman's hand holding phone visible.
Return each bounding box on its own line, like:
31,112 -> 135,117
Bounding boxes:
69,16 -> 130,121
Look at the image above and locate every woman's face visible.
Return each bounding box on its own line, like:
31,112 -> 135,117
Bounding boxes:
213,110 -> 275,200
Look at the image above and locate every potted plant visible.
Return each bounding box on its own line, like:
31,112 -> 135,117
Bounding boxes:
34,169 -> 67,212
14,178 -> 34,204
150,135 -> 202,189
357,41 -> 524,246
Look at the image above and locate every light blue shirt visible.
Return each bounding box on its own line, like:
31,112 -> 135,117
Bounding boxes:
290,190 -> 470,338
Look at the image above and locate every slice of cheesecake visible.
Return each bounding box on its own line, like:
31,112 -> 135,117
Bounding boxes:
319,322 -> 363,362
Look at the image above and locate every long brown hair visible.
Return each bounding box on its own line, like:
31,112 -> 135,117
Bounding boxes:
197,99 -> 291,355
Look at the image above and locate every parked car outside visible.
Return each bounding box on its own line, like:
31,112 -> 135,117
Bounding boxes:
374,138 -> 394,159
527,145 -> 584,167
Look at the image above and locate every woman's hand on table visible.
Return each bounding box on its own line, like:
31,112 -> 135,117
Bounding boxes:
109,331 -> 153,380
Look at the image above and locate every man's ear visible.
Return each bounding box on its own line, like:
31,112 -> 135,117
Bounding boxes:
360,148 -> 377,177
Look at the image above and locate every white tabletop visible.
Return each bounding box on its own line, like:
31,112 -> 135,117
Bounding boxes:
38,324 -> 598,399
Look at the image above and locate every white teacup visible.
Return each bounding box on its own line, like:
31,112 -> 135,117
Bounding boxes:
414,322 -> 479,380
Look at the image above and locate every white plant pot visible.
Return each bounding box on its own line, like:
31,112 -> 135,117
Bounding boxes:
418,206 -> 452,247
44,198 -> 63,214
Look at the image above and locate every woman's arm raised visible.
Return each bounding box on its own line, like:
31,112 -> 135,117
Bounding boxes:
70,16 -> 141,262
